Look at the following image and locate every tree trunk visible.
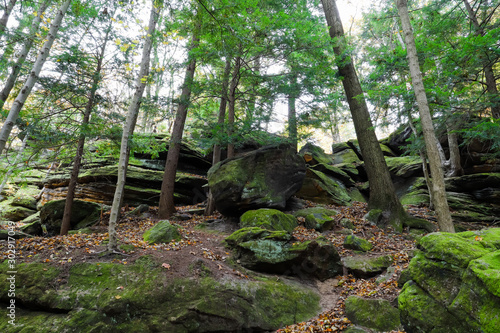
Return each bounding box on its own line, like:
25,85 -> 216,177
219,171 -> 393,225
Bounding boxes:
0,128 -> 28,200
60,23 -> 112,236
462,0 -> 500,119
396,0 -> 455,232
205,58 -> 231,216
321,0 -> 408,231
446,120 -> 464,177
226,56 -> 241,159
0,0 -> 16,36
158,22 -> 200,219
0,0 -> 50,110
288,72 -> 298,152
0,0 -> 71,155
107,0 -> 160,251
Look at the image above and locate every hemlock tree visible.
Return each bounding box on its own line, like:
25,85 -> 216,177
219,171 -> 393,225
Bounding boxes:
321,0 -> 409,231
60,10 -> 115,236
107,0 -> 162,251
396,0 -> 454,233
0,0 -> 71,155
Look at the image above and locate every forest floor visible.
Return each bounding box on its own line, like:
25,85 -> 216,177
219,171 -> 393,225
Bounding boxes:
1,201 -> 458,332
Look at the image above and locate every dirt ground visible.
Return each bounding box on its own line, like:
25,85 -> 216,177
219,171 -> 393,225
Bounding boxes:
1,200 -> 483,332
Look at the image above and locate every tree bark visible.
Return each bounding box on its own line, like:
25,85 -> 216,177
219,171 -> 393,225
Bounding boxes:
321,0 -> 408,231
396,0 -> 455,232
0,0 -> 16,36
0,0 -> 71,155
226,56 -> 241,159
288,72 -> 298,152
60,22 -> 112,236
0,0 -> 50,110
158,21 -> 200,219
108,0 -> 160,251
205,58 -> 231,216
462,0 -> 500,119
446,120 -> 464,177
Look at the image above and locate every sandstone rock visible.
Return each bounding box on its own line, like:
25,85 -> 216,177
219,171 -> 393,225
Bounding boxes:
345,296 -> 401,332
398,228 -> 500,333
342,254 -> 393,278
207,145 -> 306,216
344,235 -> 372,252
143,220 -> 181,244
240,209 -> 298,233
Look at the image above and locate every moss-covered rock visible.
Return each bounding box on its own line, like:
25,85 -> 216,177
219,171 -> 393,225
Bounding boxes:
143,220 -> 181,244
385,156 -> 423,178
345,296 -> 401,331
0,204 -> 36,221
344,235 -> 372,252
207,145 -> 306,216
294,207 -> 338,232
225,229 -> 342,280
0,259 -> 320,333
398,228 -> 500,333
296,169 -> 352,206
342,254 -> 393,278
240,209 -> 298,233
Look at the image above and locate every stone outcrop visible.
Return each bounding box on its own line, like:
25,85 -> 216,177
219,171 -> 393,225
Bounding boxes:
398,228 -> 500,333
0,258 -> 320,332
224,228 -> 342,280
143,220 -> 181,244
207,145 -> 306,216
240,209 -> 298,233
345,296 -> 401,332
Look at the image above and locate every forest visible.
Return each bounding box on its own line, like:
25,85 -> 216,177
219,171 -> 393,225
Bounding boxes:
0,0 -> 499,332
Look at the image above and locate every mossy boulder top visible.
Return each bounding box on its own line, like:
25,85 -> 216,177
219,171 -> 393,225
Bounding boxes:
294,207 -> 338,232
240,209 -> 298,233
398,228 -> 500,333
207,145 -> 306,216
345,296 -> 401,332
143,220 -> 182,244
0,258 -> 321,332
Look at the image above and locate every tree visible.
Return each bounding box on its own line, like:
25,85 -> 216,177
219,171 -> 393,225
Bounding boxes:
0,0 -> 71,155
321,0 -> 408,231
396,0 -> 454,233
0,0 -> 17,36
60,9 -> 115,236
0,0 -> 51,110
107,0 -> 162,251
158,6 -> 201,219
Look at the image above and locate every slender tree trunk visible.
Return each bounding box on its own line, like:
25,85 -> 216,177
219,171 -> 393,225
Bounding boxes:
0,0 -> 16,36
462,0 -> 500,119
226,56 -> 241,159
0,129 -> 28,200
321,0 -> 408,231
158,22 -> 200,219
0,0 -> 51,110
396,0 -> 454,232
205,59 -> 231,216
0,0 -> 70,155
108,0 -> 160,251
288,72 -> 298,152
60,25 -> 112,236
446,120 -> 464,177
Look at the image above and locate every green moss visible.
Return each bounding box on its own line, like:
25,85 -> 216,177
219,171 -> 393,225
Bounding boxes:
345,296 -> 400,331
385,156 -> 423,178
240,209 -> 298,233
294,207 -> 338,218
143,220 -> 181,244
344,235 -> 372,252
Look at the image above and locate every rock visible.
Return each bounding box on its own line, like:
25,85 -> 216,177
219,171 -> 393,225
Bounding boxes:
143,220 -> 181,244
344,235 -> 372,252
0,229 -> 32,239
299,143 -> 334,165
0,258 -> 320,332
240,209 -> 298,233
340,218 -> 355,230
40,199 -> 103,235
225,228 -> 342,280
385,156 -> 424,178
207,145 -> 306,216
379,124 -> 412,156
128,204 -> 149,216
345,296 -> 401,332
342,254 -> 393,278
11,194 -> 38,210
0,202 -> 36,222
294,207 -> 338,232
296,169 -> 352,206
398,228 -> 500,332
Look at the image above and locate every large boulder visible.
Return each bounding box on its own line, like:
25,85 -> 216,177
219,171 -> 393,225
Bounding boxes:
207,145 -> 306,216
224,228 -> 343,280
143,220 -> 182,244
345,296 -> 401,332
295,169 -> 352,206
39,199 -> 104,235
398,228 -> 500,333
0,258 -> 320,332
